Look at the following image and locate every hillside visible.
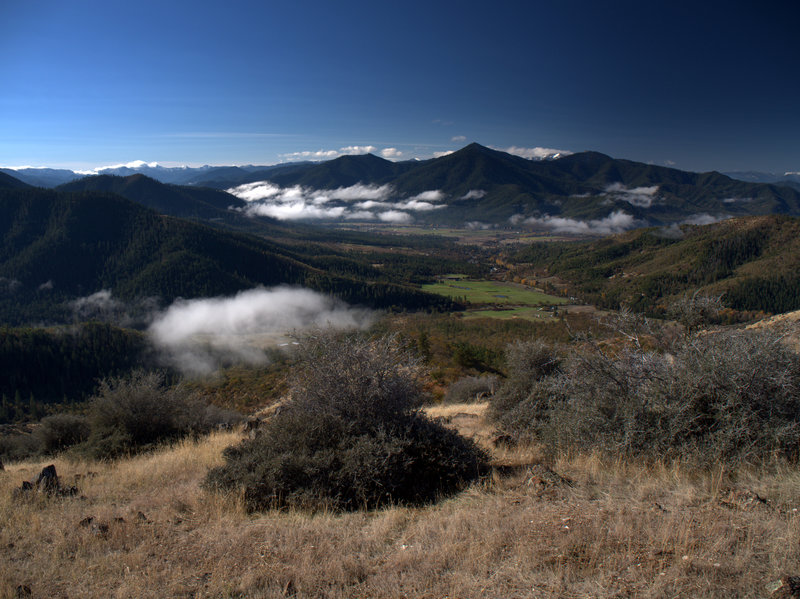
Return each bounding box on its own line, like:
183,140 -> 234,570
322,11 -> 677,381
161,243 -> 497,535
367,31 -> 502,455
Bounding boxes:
215,144 -> 800,227
0,171 -> 30,190
511,214 -> 800,315
0,187 -> 456,324
56,174 -> 252,222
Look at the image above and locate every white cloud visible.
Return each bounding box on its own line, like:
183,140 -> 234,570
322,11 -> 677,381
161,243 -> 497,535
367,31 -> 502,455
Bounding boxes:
227,181 -> 283,202
433,151 -> 455,158
465,221 -> 493,230
380,148 -> 403,159
680,213 -> 729,226
451,135 -> 467,142
498,146 -> 573,160
604,183 -> 659,208
514,210 -> 638,235
722,197 -> 753,204
245,200 -> 346,221
409,190 -> 444,202
74,160 -> 160,175
460,189 -> 486,200
379,210 -> 412,223
281,145 -> 377,161
149,287 -> 373,376
329,183 -> 393,201
228,181 -> 445,221
396,200 -> 444,211
344,210 -> 377,220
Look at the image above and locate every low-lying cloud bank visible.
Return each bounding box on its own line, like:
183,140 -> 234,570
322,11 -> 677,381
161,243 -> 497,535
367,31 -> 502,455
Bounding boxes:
228,181 -> 446,222
604,183 -> 659,208
511,210 -> 639,235
148,287 -> 373,376
65,287 -> 373,376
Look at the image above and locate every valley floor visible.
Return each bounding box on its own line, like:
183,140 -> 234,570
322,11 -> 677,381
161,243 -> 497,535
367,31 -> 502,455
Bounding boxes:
2,404 -> 800,598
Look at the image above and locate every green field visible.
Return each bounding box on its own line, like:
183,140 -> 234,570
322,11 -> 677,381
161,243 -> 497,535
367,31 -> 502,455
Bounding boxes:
463,306 -> 559,321
422,278 -> 567,306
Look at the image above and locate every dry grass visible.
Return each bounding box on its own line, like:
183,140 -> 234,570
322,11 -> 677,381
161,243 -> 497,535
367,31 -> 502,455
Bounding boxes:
2,416 -> 800,598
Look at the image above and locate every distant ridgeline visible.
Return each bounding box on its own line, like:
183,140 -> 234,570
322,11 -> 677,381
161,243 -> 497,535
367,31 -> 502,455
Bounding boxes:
513,214 -> 800,316
5,144 -> 800,228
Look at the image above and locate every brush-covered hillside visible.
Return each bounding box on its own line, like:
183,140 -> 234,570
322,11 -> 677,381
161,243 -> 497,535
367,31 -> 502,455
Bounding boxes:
511,214 -> 800,315
0,187 -> 457,324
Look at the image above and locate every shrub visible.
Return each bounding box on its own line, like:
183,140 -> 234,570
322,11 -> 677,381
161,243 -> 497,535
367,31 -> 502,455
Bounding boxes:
0,431 -> 40,462
490,327 -> 800,465
487,339 -> 562,423
36,413 -> 90,454
206,332 -> 488,511
443,375 -> 499,404
80,370 -> 241,459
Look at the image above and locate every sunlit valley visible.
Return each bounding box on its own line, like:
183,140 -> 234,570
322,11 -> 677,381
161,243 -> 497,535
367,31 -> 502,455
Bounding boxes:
3,2 -> 800,597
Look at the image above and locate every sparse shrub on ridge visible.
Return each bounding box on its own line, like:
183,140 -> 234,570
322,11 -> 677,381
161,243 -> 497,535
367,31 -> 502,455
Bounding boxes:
205,332 -> 488,511
491,326 -> 800,465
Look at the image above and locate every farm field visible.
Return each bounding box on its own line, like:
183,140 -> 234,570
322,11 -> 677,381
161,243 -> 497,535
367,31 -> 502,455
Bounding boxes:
422,277 -> 568,306
462,306 -> 559,321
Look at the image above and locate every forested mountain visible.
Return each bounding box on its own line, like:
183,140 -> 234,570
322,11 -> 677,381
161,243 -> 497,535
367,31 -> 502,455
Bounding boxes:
0,171 -> 30,190
210,144 -> 800,227
56,174 -> 248,221
512,214 -> 800,315
9,145 -> 800,228
0,187 -> 457,325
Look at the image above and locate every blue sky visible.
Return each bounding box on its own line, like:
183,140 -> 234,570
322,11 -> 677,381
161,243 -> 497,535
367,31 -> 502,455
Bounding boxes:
1,1 -> 798,172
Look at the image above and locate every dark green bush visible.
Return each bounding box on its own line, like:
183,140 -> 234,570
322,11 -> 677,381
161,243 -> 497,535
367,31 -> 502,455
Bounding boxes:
206,332 -> 488,511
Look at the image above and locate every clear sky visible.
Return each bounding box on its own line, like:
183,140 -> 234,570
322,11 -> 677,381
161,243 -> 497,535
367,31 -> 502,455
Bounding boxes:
1,0 -> 798,173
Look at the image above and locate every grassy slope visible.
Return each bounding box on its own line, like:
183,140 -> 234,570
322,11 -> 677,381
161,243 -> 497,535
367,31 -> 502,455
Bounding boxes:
422,279 -> 567,306
2,408 -> 799,598
512,214 -> 800,314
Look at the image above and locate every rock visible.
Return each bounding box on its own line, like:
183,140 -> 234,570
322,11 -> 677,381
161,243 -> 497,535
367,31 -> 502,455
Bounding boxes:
35,464 -> 59,493
79,516 -> 95,528
136,511 -> 148,522
14,465 -> 80,499
720,488 -> 770,511
769,576 -> 800,598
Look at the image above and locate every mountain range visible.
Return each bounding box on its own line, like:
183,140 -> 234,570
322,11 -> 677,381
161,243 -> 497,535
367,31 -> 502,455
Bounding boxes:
4,144 -> 800,230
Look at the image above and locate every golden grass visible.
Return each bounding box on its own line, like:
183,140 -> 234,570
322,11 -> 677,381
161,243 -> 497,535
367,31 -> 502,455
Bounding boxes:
2,420 -> 800,598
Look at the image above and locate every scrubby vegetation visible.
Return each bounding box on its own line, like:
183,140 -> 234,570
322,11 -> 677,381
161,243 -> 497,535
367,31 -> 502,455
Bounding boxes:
490,321 -> 800,465
206,332 -> 488,511
0,370 -> 241,462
